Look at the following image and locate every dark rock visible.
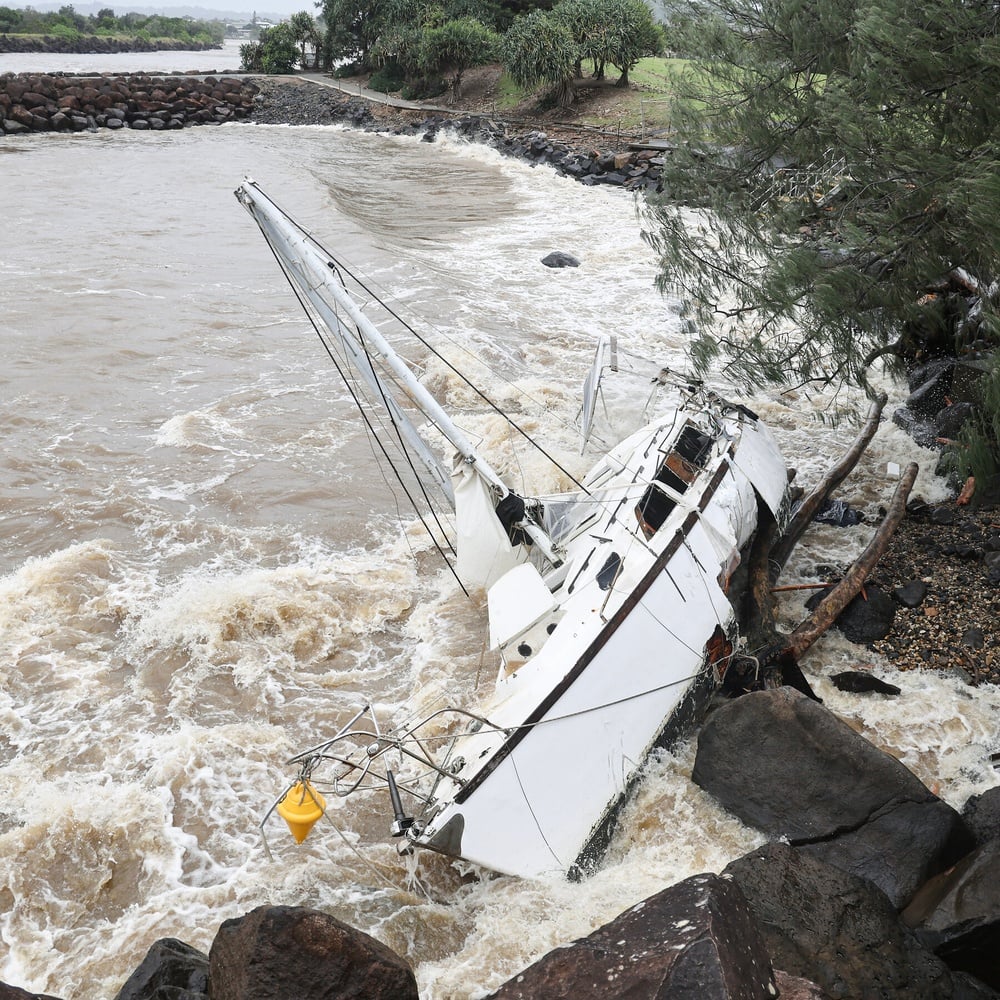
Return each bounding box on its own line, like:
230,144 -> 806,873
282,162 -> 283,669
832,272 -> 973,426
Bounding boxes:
594,170 -> 628,185
951,357 -> 995,405
903,839 -> 1000,990
932,505 -> 958,526
725,842 -> 978,999
894,579 -> 929,607
208,905 -> 417,1000
985,551 -> 1000,585
962,788 -> 1000,848
113,938 -> 208,1000
830,670 -> 901,695
800,798 -> 972,910
487,873 -> 777,999
892,406 -> 939,448
906,360 -> 955,416
541,251 -> 580,268
962,627 -> 987,649
936,401 -> 976,440
811,497 -> 862,526
693,688 -> 972,907
0,984 -> 63,1000
807,582 -> 896,644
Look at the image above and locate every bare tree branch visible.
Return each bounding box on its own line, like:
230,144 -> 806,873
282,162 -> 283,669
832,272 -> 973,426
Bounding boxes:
770,392 -> 888,577
782,461 -> 918,660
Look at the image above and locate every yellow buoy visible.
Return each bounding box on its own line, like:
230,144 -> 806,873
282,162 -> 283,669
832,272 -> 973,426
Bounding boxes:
276,781 -> 326,844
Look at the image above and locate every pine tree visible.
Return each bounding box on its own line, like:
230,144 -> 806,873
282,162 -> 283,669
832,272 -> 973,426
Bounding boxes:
644,0 -> 1000,416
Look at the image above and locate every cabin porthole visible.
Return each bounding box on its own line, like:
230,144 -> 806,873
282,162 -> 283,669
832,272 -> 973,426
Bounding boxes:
517,642 -> 532,657
546,622 -> 557,634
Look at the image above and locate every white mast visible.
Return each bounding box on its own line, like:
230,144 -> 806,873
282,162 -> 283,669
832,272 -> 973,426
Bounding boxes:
235,179 -> 562,567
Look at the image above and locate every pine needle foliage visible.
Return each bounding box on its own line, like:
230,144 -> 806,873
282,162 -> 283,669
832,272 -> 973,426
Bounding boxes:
642,0 -> 1000,400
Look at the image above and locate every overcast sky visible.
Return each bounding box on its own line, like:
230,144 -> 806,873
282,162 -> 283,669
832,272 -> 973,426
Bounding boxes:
27,1 -> 324,21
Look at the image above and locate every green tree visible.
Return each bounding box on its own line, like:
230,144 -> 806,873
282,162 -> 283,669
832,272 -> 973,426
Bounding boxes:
501,8 -> 578,104
55,4 -> 86,31
0,5 -> 23,32
643,0 -> 1000,425
320,0 -> 413,69
259,22 -> 299,72
552,0 -> 604,77
599,0 -> 663,85
240,39 -> 264,71
289,10 -> 321,68
419,16 -> 499,99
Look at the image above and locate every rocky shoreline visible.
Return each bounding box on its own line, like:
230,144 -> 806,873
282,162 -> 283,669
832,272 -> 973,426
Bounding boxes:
0,72 -> 257,133
3,690 -> 997,1000
247,76 -> 665,192
0,36 -> 222,54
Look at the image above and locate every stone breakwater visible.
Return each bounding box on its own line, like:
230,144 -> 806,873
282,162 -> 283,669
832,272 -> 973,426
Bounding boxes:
0,35 -> 222,54
0,72 -> 258,133
248,78 -> 666,193
0,74 -> 663,191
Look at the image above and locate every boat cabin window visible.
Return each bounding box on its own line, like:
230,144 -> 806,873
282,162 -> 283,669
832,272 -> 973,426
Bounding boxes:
635,425 -> 713,538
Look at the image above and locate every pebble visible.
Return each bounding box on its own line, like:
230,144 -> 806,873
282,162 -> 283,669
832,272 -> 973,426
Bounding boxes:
870,500 -> 1000,685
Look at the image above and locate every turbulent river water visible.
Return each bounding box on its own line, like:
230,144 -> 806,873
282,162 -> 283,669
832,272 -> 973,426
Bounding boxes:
1,96 -> 999,999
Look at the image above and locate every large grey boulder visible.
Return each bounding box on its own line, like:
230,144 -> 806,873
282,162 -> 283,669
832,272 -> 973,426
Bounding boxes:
693,688 -> 971,907
113,938 -> 208,1000
962,787 -> 1000,848
724,842 -> 988,999
903,838 -> 1000,991
487,873 -> 777,999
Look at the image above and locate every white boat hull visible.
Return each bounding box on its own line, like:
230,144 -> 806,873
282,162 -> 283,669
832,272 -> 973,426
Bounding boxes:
413,420 -> 787,877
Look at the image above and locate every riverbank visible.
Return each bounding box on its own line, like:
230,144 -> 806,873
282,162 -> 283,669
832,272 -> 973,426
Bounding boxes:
0,35 -> 222,54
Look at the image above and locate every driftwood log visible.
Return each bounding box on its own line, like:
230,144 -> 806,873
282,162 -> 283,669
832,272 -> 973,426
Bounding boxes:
728,394 -> 919,696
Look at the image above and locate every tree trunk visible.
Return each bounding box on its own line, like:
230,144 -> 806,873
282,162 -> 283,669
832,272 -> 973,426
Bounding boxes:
727,404 -> 916,698
770,392 -> 887,577
783,462 -> 918,659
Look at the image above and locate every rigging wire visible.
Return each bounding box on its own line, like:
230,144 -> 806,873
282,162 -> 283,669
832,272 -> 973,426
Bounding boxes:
326,266 -> 457,555
256,229 -> 470,598
273,202 -> 591,496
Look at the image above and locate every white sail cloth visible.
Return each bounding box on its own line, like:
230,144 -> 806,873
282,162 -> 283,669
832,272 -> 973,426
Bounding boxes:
452,458 -> 528,591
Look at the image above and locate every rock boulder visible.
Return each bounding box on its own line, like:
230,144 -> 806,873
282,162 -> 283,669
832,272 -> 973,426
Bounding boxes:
725,842 -> 979,999
487,873 -> 777,999
112,938 -> 208,1000
903,838 -> 1000,990
693,688 -> 971,907
208,906 -> 417,1000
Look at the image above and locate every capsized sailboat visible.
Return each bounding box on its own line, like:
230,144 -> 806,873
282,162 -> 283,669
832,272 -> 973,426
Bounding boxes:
237,178 -> 790,879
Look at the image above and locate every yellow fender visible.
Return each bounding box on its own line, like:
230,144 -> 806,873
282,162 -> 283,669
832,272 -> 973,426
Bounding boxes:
276,781 -> 326,844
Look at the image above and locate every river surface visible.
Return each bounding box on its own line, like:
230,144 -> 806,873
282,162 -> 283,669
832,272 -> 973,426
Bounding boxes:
0,37 -> 245,75
1,96 -> 999,998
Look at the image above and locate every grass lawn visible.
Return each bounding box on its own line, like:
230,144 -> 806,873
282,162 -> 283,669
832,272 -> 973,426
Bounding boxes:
492,57 -> 691,136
